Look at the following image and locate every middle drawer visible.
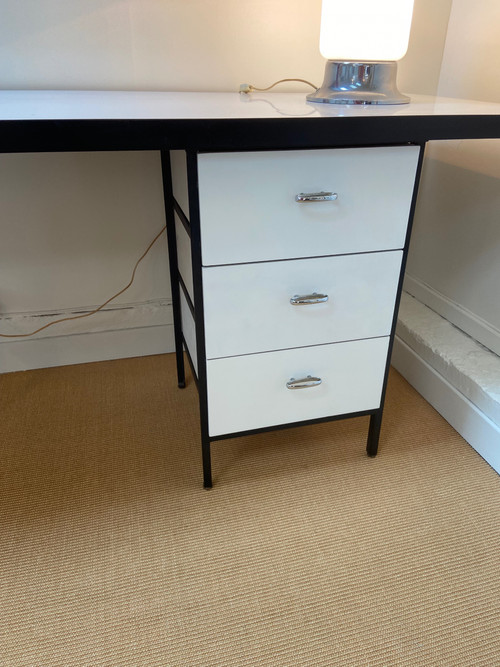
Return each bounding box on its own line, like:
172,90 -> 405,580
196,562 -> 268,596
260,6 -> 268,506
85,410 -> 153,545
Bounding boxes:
203,250 -> 402,359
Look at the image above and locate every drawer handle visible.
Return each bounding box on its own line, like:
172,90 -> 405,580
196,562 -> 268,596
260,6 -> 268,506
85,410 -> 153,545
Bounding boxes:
295,191 -> 338,203
286,375 -> 322,390
290,292 -> 328,306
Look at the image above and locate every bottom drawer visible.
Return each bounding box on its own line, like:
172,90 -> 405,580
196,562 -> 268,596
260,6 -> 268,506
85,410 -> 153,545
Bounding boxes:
206,337 -> 390,437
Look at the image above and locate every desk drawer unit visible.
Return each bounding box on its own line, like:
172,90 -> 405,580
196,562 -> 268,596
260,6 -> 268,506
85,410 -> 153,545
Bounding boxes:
166,144 -> 422,487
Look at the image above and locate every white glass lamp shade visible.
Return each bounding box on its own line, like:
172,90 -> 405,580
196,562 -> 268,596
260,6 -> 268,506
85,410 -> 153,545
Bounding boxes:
319,0 -> 415,62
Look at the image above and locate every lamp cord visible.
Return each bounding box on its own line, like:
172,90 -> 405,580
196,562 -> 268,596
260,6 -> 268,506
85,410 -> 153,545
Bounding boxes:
0,227 -> 166,339
240,78 -> 318,93
1,78 -> 317,339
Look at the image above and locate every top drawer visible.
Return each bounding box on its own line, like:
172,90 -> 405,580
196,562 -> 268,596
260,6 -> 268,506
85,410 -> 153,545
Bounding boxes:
197,146 -> 419,266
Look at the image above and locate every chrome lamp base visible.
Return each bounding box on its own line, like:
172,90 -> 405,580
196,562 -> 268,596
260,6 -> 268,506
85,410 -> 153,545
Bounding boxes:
307,61 -> 410,105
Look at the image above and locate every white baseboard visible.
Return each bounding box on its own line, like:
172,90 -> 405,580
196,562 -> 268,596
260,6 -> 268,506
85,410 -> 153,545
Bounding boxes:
392,336 -> 500,474
0,299 -> 175,373
404,273 -> 500,356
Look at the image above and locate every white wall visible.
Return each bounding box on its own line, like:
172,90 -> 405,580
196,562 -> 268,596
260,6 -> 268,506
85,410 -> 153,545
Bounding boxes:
0,0 -> 322,92
0,0 -> 449,94
0,152 -> 168,311
0,0 -> 451,371
0,150 -> 175,371
400,0 -> 452,96
405,0 -> 500,354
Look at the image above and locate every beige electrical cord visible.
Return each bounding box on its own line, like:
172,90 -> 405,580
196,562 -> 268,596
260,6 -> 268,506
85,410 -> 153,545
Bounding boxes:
1,79 -> 317,340
0,227 -> 166,338
239,78 -> 318,93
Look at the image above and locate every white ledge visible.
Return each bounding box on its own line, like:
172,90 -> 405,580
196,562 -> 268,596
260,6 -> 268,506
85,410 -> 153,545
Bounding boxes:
396,292 -> 500,428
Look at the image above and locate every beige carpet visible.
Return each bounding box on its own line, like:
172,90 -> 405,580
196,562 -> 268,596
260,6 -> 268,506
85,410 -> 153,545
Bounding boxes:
1,354 -> 499,667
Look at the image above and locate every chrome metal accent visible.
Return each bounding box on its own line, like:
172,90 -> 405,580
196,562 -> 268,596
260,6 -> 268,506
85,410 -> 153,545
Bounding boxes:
286,375 -> 322,390
295,191 -> 338,202
306,61 -> 410,105
290,292 -> 328,306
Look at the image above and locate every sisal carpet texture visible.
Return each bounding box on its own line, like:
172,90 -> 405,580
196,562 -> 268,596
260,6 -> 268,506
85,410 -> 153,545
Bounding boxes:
1,353 -> 500,667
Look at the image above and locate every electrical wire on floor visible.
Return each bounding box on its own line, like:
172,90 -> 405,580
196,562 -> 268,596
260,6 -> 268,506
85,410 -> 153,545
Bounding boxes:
0,227 -> 166,339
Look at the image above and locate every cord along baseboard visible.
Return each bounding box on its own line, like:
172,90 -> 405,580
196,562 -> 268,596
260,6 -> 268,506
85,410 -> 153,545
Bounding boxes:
0,299 -> 174,373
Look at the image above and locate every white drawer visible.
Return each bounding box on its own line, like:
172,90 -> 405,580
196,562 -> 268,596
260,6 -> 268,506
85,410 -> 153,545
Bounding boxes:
203,251 -> 402,359
206,337 -> 389,436
197,146 -> 419,266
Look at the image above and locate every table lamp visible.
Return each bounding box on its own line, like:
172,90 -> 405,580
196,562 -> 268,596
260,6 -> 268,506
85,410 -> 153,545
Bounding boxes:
307,0 -> 415,105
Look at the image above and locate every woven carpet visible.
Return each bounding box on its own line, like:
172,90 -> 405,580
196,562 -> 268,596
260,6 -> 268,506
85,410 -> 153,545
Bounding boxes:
1,353 -> 499,666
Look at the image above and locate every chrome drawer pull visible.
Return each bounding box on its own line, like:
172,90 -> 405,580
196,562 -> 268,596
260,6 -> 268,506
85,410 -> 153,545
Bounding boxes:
295,191 -> 338,203
290,292 -> 328,306
286,375 -> 322,390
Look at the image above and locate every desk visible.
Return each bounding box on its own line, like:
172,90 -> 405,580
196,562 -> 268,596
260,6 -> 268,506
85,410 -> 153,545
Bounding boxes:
1,91 -> 500,487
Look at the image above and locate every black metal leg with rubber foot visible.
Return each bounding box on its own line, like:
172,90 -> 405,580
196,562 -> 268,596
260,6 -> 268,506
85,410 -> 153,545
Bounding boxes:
366,410 -> 383,457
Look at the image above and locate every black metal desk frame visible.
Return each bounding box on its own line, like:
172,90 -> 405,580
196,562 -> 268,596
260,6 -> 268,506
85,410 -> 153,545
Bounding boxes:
1,93 -> 499,487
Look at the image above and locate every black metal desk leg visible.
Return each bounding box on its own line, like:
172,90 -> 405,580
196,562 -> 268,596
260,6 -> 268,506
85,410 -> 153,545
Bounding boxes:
202,436 -> 213,489
366,410 -> 383,457
172,308 -> 186,388
167,269 -> 186,388
161,150 -> 186,389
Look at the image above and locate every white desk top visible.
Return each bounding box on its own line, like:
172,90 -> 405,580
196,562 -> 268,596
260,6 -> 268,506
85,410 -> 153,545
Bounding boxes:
1,90 -> 500,121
